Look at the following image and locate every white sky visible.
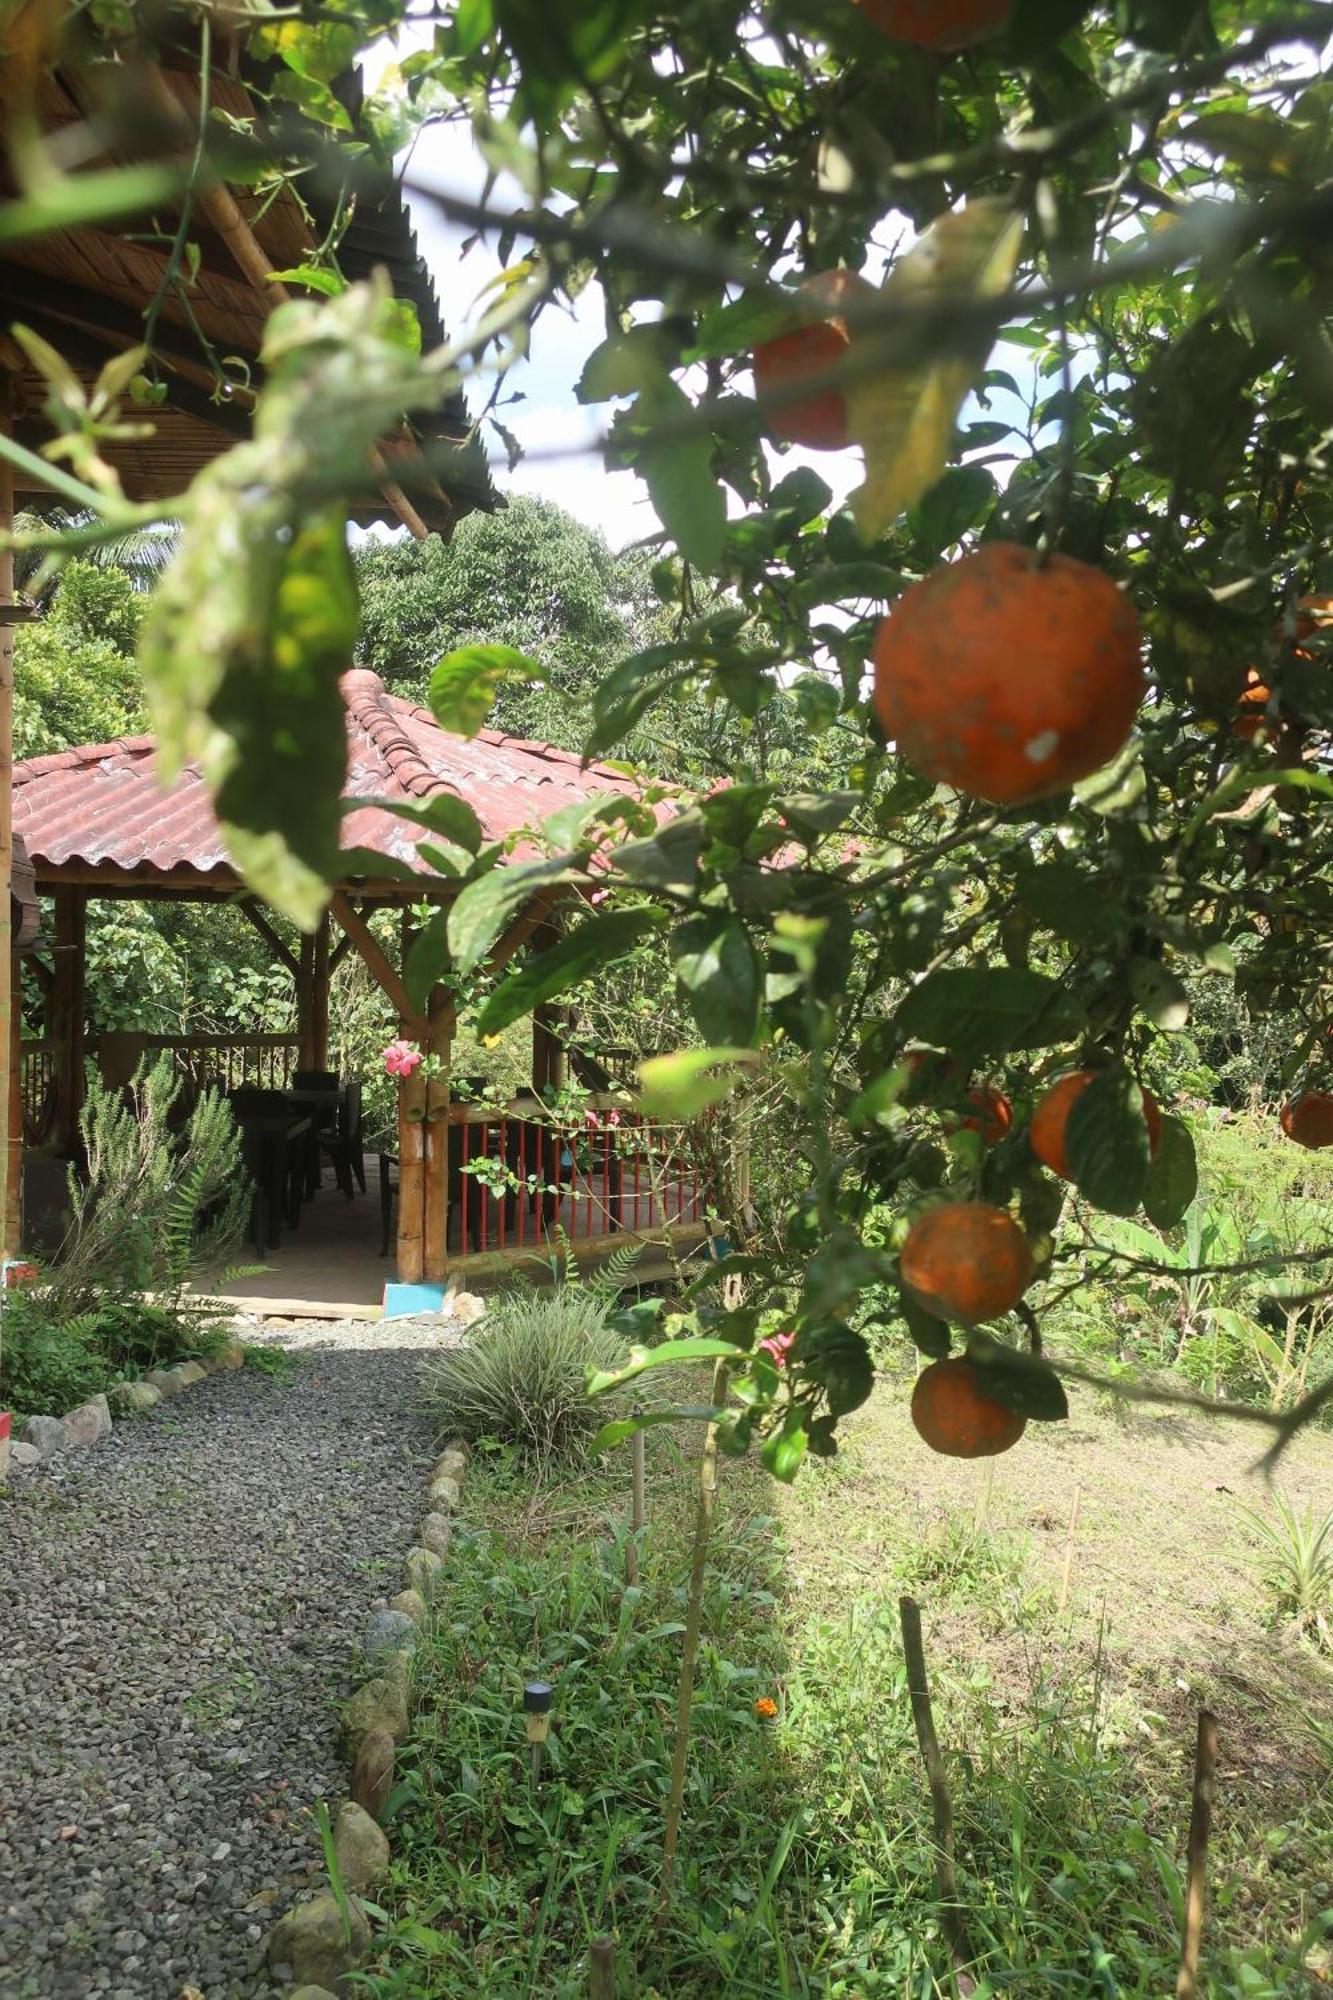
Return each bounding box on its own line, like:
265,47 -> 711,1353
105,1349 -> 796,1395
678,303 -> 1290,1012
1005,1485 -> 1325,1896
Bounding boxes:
400,114 -> 879,550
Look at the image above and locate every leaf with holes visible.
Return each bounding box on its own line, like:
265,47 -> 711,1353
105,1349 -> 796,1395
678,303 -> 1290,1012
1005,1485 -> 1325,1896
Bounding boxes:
446,856 -> 585,978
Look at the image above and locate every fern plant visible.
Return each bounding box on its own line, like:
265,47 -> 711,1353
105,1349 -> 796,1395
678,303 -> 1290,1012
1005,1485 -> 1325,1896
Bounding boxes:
49,1056 -> 249,1323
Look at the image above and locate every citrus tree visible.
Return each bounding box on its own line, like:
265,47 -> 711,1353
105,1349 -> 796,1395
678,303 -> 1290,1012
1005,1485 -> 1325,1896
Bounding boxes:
7,0 -> 1333,1471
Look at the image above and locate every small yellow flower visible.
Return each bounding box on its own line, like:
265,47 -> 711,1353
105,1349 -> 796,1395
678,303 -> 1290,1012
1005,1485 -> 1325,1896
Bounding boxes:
754,1696 -> 778,1720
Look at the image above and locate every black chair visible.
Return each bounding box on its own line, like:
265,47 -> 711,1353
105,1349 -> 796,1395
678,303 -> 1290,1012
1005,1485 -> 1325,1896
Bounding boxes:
320,1078 -> 365,1199
228,1087 -> 308,1253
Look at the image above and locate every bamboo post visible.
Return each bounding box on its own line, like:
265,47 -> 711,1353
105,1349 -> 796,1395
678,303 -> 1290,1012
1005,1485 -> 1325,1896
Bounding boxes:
7,950 -> 21,1243
0,403 -> 13,1255
1175,1710 -> 1219,2000
659,1355 -> 729,1918
899,1595 -> 971,1978
589,1935 -> 616,1999
423,986 -> 453,1284
397,1018 -> 427,1284
51,887 -> 86,1152
1057,1482 -> 1083,1617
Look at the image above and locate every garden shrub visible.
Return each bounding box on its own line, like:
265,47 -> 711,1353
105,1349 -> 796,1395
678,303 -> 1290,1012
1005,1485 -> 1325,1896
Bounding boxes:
0,1059 -> 248,1418
420,1284 -> 632,1465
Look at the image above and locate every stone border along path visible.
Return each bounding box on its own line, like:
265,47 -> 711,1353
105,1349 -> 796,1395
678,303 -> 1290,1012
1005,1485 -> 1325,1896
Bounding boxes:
0,1311 -> 462,2000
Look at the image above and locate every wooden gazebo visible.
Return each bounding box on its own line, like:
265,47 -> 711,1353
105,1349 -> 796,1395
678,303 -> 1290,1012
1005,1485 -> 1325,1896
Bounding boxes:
11,673 -> 714,1289
0,15 -> 496,1264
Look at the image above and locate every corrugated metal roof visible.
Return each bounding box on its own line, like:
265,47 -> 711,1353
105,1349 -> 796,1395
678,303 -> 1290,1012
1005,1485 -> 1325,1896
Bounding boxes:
13,670 -> 644,891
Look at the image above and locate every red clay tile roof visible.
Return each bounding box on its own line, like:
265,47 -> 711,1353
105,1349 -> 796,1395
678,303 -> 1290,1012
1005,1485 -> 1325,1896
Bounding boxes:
13,669 -> 645,890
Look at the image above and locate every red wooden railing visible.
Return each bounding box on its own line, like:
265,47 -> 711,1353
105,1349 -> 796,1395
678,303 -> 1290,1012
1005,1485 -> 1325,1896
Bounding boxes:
447,1095 -> 713,1258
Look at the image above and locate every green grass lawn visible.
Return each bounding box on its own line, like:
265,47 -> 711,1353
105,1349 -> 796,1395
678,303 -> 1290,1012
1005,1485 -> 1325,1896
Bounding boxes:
358,1386 -> 1333,1999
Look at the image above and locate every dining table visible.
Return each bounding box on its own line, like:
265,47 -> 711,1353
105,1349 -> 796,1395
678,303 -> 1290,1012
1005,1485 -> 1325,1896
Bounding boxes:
231,1103 -> 313,1257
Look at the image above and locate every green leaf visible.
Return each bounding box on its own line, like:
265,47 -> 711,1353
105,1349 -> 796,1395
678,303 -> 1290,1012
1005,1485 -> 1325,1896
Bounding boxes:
1072,739 -> 1147,817
637,380 -> 727,573
967,1342 -> 1070,1422
204,507 -> 355,928
417,839 -> 474,879
0,163 -> 186,249
796,1319 -> 875,1417
1182,111 -> 1304,178
761,1422 -> 809,1483
1016,861 -> 1125,947
908,463 -> 997,559
585,1336 -> 747,1398
900,1290 -> 952,1359
428,643 -> 548,739
790,673 -> 840,734
590,1406 -> 723,1454
1143,1114 -> 1198,1231
896,968 -> 1086,1056
404,913 -> 451,1010
336,846 -> 424,884
347,793 -> 484,855
268,265 -> 346,297
670,915 -> 762,1046
475,910 -> 661,1040
1065,1067 -> 1151,1216
687,291 -> 794,362
614,816 -> 705,895
638,1047 -> 758,1118
1128,957 -> 1190,1031
446,856 -> 583,978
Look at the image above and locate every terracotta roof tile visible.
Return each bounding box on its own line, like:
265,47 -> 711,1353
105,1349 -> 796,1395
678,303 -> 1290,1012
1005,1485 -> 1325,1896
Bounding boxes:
14,671 -> 646,889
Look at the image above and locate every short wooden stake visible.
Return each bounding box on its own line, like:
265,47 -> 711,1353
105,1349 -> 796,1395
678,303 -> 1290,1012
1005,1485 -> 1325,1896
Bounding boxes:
1175,1710 -> 1219,2000
626,1425 -> 646,1585
899,1595 -> 972,1983
1057,1481 -> 1083,1617
589,1934 -> 616,1999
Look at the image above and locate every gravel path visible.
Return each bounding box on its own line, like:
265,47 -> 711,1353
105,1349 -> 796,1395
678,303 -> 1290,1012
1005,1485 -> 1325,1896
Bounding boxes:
0,1314 -> 459,2000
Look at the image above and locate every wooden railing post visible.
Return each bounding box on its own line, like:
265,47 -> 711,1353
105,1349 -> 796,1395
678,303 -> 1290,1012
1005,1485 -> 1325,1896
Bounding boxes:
311,911 -> 331,1072
51,887 -> 86,1153
396,1028 -> 427,1284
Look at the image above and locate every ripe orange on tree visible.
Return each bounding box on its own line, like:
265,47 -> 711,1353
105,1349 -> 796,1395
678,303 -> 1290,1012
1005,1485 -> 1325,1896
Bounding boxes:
751,269 -> 872,451
1234,669 -> 1273,741
856,0 -> 1011,50
1280,1090 -> 1333,1150
1029,1068 -> 1162,1182
872,542 -> 1144,805
910,1355 -> 1027,1458
899,1199 -> 1032,1323
958,1084 -> 1013,1144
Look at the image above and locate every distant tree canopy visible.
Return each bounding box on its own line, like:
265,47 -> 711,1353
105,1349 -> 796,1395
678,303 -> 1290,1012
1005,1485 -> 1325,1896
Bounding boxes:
354,495 -> 664,747
13,561 -> 146,761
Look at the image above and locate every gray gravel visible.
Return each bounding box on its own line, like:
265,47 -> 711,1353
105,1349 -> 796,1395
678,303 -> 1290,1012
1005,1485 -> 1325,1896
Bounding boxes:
0,1313 -> 459,2000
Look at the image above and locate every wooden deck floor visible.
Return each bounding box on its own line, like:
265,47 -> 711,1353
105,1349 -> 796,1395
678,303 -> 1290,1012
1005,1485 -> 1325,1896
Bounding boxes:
214,1158 -> 713,1318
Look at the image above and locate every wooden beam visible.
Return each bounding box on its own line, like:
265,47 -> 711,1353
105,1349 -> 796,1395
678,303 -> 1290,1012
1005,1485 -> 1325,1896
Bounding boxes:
329,891 -> 425,1034
311,912 -> 331,1073
295,930 -> 315,1071
490,890 -> 570,975
0,380 -> 13,1250
329,931 -> 353,973
238,899 -> 298,975
51,886 -> 86,1153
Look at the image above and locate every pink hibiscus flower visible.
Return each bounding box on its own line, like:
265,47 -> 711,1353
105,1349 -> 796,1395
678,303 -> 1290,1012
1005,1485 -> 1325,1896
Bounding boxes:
383,1039 -> 423,1078
757,1328 -> 796,1367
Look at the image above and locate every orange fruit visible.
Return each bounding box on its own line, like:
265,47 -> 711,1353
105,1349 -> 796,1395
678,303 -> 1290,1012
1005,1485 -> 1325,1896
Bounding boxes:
856,0 -> 1011,49
958,1085 -> 1013,1144
1293,591 -> 1333,646
872,543 -> 1144,805
899,1200 -> 1032,1324
1280,1091 -> 1333,1150
1029,1069 -> 1162,1182
911,1356 -> 1027,1458
752,270 -> 871,451
1234,672 -> 1272,741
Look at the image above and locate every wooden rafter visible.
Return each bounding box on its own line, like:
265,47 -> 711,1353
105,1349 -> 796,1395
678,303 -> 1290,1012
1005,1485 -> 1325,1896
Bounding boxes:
238,899 -> 298,976
329,891 -> 424,1034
